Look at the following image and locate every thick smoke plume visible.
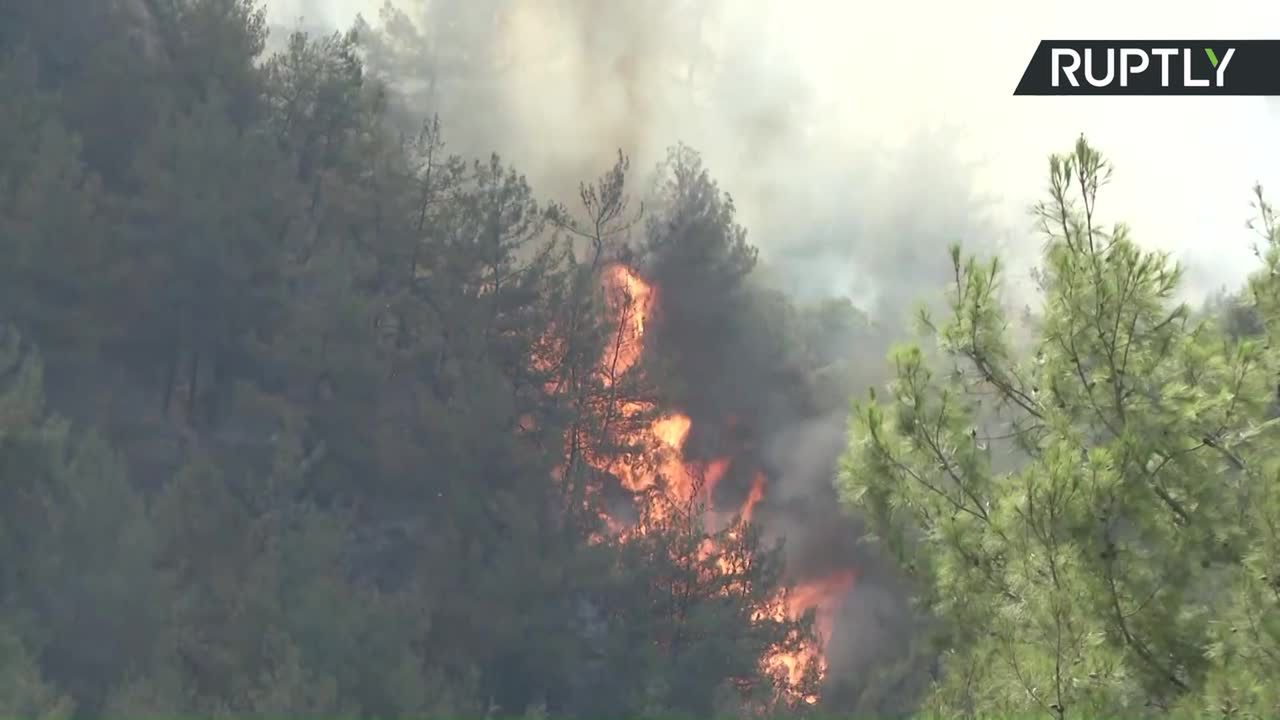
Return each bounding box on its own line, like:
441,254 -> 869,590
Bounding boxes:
268,0 -> 1280,305
269,0 -> 1005,317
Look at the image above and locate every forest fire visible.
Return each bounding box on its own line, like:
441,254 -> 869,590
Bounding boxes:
562,262 -> 858,706
762,570 -> 857,695
599,263 -> 650,383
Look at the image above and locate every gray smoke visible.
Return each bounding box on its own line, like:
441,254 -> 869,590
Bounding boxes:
264,0 -> 1008,320
264,0 -> 1280,312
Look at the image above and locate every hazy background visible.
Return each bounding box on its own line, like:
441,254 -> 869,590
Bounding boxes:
265,0 -> 1280,313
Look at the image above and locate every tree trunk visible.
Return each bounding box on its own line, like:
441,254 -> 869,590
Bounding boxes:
162,348 -> 179,415
187,350 -> 200,421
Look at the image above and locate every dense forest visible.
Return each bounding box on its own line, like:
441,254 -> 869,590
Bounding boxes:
1,1 -> 1277,718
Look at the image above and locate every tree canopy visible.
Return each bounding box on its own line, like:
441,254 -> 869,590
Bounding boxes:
0,1 -> 881,717
839,137 -> 1280,719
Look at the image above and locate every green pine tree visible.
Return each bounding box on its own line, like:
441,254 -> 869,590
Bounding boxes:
838,137 -> 1280,718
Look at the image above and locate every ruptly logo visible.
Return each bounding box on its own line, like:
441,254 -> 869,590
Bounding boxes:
1014,41 -> 1280,95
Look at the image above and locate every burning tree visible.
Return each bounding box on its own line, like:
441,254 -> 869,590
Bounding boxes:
531,151 -> 854,714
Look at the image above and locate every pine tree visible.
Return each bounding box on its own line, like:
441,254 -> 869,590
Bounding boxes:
838,137 -> 1280,717
0,326 -> 166,715
0,53 -> 112,358
1189,186 -> 1280,719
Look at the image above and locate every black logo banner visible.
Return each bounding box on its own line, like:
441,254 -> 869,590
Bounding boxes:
1014,40 -> 1280,95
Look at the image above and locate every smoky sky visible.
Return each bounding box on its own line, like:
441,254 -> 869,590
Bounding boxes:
265,0 -> 1280,325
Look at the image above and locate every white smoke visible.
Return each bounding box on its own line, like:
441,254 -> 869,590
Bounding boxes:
263,0 -> 1280,313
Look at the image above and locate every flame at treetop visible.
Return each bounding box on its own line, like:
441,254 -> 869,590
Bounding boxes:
599,264 -> 651,383
548,262 -> 856,707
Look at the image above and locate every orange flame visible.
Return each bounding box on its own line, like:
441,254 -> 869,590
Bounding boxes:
599,264 -> 653,385
740,472 -> 766,525
541,262 -> 855,707
762,570 -> 857,703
